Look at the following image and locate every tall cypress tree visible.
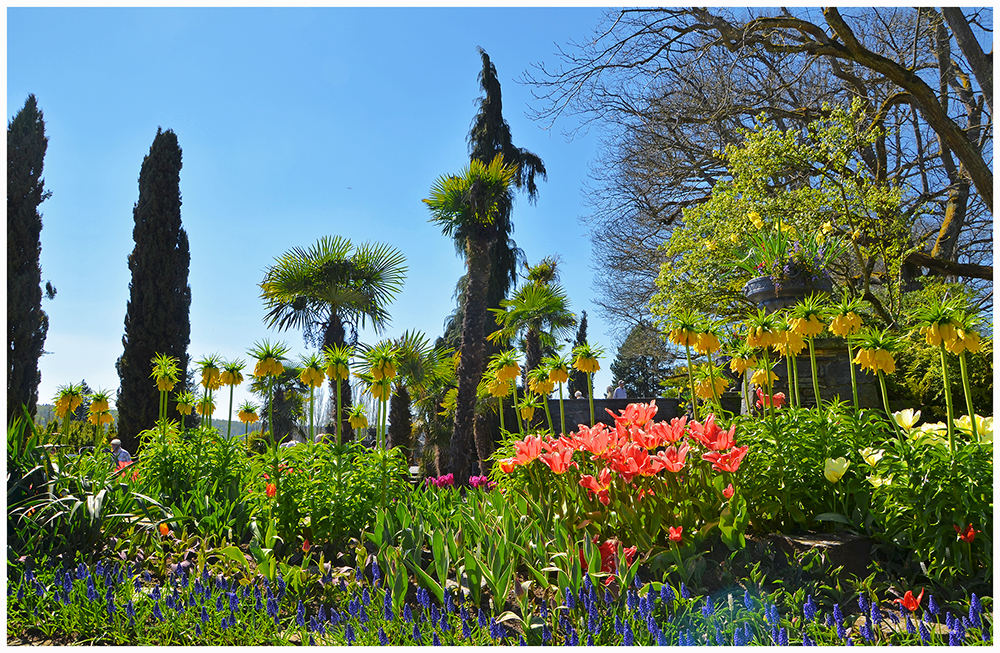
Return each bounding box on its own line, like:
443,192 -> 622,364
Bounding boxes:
7,95 -> 51,423
116,128 -> 192,454
568,310 -> 588,397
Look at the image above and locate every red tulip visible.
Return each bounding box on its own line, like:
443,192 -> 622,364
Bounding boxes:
651,442 -> 689,473
955,523 -> 978,543
723,483 -> 735,499
688,414 -> 737,451
538,448 -> 576,474
648,416 -> 687,445
893,588 -> 924,613
701,445 -> 749,473
755,387 -> 786,409
669,525 -> 683,543
265,483 -> 277,498
302,539 -> 311,553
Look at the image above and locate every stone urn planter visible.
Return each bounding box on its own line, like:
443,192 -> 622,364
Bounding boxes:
740,274 -> 878,411
744,274 -> 833,314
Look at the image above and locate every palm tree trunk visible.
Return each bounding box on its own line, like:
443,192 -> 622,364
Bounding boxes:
452,236 -> 493,485
525,328 -> 542,374
322,315 -> 354,443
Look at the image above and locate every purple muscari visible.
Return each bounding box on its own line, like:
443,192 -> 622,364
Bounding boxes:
802,631 -> 814,646
640,592 -> 652,618
64,573 -> 73,595
378,627 -> 388,646
744,623 -> 754,643
587,606 -> 601,634
478,609 -> 489,629
403,603 -> 413,622
215,594 -> 224,612
255,586 -> 263,611
382,592 -> 394,622
345,623 -> 355,644
339,578 -> 348,593
633,573 -> 643,589
297,600 -> 306,627
604,588 -> 613,605
837,621 -> 847,640
153,601 -> 164,622
744,590 -> 753,610
276,574 -> 286,600
413,623 -> 422,642
627,589 -> 638,612
460,605 -> 470,623
416,587 -> 428,610
568,627 -> 579,646
771,626 -> 780,645
623,621 -> 635,646
715,625 -> 724,645
919,620 -> 931,643
733,626 -> 744,646
833,603 -> 843,625
372,559 -> 381,585
661,583 -> 675,604
431,603 -> 439,624
463,621 -> 472,640
768,603 -> 779,625
359,603 -> 369,624
657,629 -> 668,646
565,586 -> 576,610
86,577 -> 98,601
702,595 -> 714,616
803,595 -> 817,622
825,613 -> 834,628
201,606 -> 210,623
587,634 -> 594,647
229,590 -> 239,613
95,562 -> 104,577
970,595 -> 983,629
870,601 -> 883,625
778,627 -> 788,646
433,632 -> 441,646
846,637 -> 854,646
860,619 -> 873,642
489,619 -> 501,640
615,613 -> 624,635
680,583 -> 691,599
906,615 -> 916,634
858,594 -> 869,613
362,586 -> 371,607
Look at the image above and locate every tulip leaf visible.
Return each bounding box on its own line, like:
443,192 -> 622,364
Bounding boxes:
813,512 -> 852,526
219,544 -> 252,577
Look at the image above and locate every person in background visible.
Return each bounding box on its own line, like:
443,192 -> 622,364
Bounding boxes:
574,390 -> 584,399
605,385 -> 613,399
109,438 -> 132,468
613,380 -> 627,399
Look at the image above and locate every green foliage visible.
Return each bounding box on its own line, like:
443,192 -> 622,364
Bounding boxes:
253,441 -> 410,546
134,423 -> 252,543
868,433 -> 992,585
7,94 -> 51,423
115,128 -> 192,453
650,101 -> 911,327
735,403 -> 890,533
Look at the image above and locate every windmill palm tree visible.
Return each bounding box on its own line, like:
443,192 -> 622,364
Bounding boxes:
489,261 -> 577,375
425,154 -> 517,485
387,330 -> 455,463
259,236 -> 406,439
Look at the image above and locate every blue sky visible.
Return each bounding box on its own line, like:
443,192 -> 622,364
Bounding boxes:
8,7 -> 628,422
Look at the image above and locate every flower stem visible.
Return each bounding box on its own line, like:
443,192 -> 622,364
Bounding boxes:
784,354 -> 795,408
684,343 -> 698,421
336,379 -> 343,446
513,384 -> 524,435
878,371 -> 902,441
227,385 -> 235,439
807,336 -> 821,409
587,373 -> 595,427
939,344 -> 956,458
846,340 -> 859,411
958,353 -> 979,443
542,394 -> 554,434
309,386 -> 315,443
558,383 -> 566,436
791,353 -> 801,408
498,394 -> 505,434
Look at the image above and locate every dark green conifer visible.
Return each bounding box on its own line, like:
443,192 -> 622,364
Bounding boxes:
115,128 -> 192,454
7,94 -> 51,423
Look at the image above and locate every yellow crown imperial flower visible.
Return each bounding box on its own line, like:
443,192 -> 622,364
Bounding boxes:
750,368 -> 779,387
325,362 -> 350,381
89,398 -> 110,414
88,412 -> 114,426
573,356 -> 600,374
695,376 -> 729,400
220,369 -> 244,386
694,332 -> 721,355
177,402 -> 194,416
497,362 -> 521,382
299,366 -> 325,389
349,407 -> 368,430
669,328 -> 699,347
790,315 -> 824,338
197,398 -> 216,417
830,312 -> 863,337
488,379 -> 510,398
201,367 -> 222,390
747,327 -> 779,349
729,355 -> 758,375
520,405 -> 536,421
156,378 -> 177,392
237,409 -> 259,424
548,366 -> 570,385
529,377 -> 555,396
